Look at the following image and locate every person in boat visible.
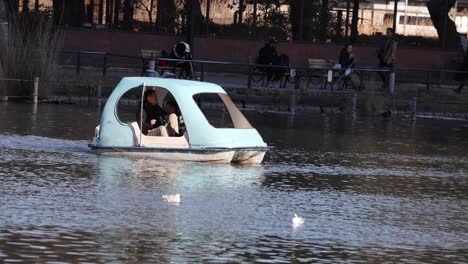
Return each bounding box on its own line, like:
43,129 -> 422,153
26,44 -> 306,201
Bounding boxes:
164,100 -> 184,137
137,89 -> 168,136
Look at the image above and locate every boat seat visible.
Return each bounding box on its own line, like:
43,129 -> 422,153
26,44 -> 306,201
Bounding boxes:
130,122 -> 189,148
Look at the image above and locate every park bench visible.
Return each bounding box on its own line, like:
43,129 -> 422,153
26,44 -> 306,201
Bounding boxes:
306,58 -> 336,89
248,56 -> 266,87
247,56 -> 295,88
306,58 -> 357,90
140,49 -> 175,76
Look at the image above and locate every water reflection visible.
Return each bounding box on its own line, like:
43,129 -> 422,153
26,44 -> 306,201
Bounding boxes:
0,103 -> 467,262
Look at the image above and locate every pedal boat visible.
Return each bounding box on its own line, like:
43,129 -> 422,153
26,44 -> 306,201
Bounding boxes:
89,77 -> 268,163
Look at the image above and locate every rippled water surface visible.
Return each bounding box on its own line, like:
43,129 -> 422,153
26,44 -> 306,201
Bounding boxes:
0,103 -> 467,263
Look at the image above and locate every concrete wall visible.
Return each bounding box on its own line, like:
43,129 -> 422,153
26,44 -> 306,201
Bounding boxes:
64,28 -> 460,69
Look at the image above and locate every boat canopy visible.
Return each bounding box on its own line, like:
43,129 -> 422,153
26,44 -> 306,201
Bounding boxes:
97,77 -> 267,149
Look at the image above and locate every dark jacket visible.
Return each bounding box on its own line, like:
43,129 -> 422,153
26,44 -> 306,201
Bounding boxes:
456,49 -> 468,81
136,102 -> 166,135
258,44 -> 278,65
339,49 -> 355,68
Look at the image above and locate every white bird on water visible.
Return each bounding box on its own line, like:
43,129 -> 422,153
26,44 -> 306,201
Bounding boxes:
292,214 -> 305,228
162,194 -> 181,204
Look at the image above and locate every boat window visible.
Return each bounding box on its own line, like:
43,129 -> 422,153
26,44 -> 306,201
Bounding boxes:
193,93 -> 253,129
117,86 -> 185,137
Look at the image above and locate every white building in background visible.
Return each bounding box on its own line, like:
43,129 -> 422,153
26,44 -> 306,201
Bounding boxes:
339,0 -> 468,37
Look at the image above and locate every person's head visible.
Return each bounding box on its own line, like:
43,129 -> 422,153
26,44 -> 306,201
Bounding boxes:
165,100 -> 178,114
386,28 -> 395,37
344,44 -> 353,53
144,89 -> 157,106
266,38 -> 277,47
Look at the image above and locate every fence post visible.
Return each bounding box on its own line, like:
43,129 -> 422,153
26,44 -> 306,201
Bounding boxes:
200,63 -> 205,81
33,77 -> 39,104
352,92 -> 358,119
76,52 -> 81,74
294,70 -> 301,89
425,71 -> 430,92
411,97 -> 417,120
288,88 -> 296,114
103,54 -> 108,76
247,66 -> 252,88
97,80 -> 103,99
388,71 -> 395,95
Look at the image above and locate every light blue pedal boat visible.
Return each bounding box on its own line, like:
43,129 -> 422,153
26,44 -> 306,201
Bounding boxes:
90,77 -> 268,163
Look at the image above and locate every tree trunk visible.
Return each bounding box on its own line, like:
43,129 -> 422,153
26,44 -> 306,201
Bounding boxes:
185,0 -> 203,40
0,0 -> 9,95
319,0 -> 329,41
155,0 -> 176,33
148,0 -> 155,25
98,0 -> 103,24
105,0 -> 110,24
113,0 -> 120,27
34,0 -> 39,12
53,0 -> 85,26
238,0 -> 244,24
335,9 -> 343,41
0,1 -> 8,48
350,0 -> 359,41
290,1 -> 318,41
251,0 -> 257,37
122,0 -> 133,29
427,0 -> 460,49
22,0 -> 29,13
64,0 -> 85,27
290,0 -> 318,40
87,0 -> 95,24
52,0 -> 63,24
205,0 -> 211,35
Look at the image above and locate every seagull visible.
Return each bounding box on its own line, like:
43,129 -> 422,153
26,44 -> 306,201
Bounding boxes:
292,214 -> 305,228
162,194 -> 181,204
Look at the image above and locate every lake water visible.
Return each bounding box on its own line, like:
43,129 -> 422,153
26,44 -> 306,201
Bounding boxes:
0,102 -> 467,263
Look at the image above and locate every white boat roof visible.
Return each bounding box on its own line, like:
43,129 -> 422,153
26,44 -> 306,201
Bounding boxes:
116,77 -> 227,96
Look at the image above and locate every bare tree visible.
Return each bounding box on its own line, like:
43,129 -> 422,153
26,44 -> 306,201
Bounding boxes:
350,0 -> 359,41
135,0 -> 156,24
22,0 -> 29,13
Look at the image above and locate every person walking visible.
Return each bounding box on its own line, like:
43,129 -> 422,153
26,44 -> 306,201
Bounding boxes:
377,28 -> 398,88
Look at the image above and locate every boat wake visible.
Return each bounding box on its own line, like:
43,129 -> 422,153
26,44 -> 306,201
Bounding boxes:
0,133 -> 91,155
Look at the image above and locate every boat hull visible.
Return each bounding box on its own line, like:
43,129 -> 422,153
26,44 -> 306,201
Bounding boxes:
90,146 -> 267,164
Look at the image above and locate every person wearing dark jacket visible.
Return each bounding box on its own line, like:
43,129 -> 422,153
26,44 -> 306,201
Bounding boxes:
377,28 -> 398,88
339,44 -> 361,90
257,39 -> 278,84
454,48 -> 468,93
339,44 -> 356,69
136,89 -> 167,136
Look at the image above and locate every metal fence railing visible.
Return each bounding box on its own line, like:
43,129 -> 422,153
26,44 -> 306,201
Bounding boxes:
59,50 -> 467,95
